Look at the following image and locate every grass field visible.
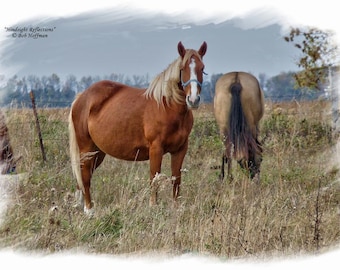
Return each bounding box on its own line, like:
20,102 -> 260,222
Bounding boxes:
0,100 -> 339,260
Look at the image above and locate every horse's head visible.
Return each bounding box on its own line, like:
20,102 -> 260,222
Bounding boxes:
178,41 -> 207,109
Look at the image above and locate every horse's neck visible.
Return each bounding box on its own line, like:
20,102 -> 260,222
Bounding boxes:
164,100 -> 191,118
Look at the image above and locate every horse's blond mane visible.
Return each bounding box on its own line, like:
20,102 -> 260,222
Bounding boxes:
144,49 -> 202,106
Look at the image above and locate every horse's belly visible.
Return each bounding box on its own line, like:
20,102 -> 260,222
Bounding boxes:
92,131 -> 150,161
106,143 -> 150,161
88,103 -> 151,160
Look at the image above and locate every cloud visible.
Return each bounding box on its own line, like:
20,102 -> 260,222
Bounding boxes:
1,1 -> 339,80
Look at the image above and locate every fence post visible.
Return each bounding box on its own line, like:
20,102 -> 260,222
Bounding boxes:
29,90 -> 47,162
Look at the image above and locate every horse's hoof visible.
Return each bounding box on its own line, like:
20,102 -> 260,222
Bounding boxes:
173,200 -> 179,209
84,206 -> 95,217
252,173 -> 260,184
149,198 -> 157,206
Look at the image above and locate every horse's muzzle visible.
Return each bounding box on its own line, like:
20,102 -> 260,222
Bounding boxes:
186,95 -> 200,109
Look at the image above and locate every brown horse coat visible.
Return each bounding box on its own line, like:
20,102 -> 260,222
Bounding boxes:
69,41 -> 207,214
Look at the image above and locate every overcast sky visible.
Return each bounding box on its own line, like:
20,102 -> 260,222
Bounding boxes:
0,15 -> 301,81
0,1 -> 340,83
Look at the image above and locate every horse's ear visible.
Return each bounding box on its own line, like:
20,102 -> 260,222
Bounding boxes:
198,41 -> 207,57
178,41 -> 186,58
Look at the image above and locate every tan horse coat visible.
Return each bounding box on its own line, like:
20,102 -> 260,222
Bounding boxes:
214,71 -> 264,181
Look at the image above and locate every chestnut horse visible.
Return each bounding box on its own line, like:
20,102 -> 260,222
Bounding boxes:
214,72 -> 264,182
69,41 -> 207,214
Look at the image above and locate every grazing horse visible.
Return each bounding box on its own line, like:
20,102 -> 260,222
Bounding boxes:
0,110 -> 20,174
69,41 -> 207,214
214,71 -> 264,182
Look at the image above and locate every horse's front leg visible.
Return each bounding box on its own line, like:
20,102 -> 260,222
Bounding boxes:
149,144 -> 164,206
170,142 -> 188,206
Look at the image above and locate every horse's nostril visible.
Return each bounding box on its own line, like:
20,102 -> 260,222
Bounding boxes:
186,95 -> 200,108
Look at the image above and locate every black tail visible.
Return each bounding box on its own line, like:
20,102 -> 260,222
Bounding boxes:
229,81 -> 250,161
229,77 -> 262,179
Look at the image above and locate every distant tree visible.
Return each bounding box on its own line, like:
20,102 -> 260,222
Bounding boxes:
201,81 -> 213,103
13,76 -> 28,93
44,74 -> 61,102
258,73 -> 267,91
132,74 -> 149,88
49,73 -> 60,90
284,27 -> 338,90
79,76 -> 94,91
62,74 -> 79,93
61,75 -> 77,104
266,71 -> 321,101
210,73 -> 223,93
124,76 -> 133,86
0,76 -> 16,105
27,75 -> 42,91
266,72 -> 296,101
105,73 -> 125,83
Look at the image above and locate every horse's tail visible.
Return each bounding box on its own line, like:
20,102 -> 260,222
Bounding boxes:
68,100 -> 84,193
228,73 -> 259,161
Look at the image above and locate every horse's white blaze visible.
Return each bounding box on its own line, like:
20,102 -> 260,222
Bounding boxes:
189,58 -> 198,103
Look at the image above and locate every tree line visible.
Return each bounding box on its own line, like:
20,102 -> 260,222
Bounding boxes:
0,71 -> 327,108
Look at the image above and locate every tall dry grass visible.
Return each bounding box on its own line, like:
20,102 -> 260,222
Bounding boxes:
0,100 -> 338,260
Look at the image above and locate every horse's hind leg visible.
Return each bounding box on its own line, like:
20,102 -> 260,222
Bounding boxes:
219,154 -> 225,181
227,157 -> 233,181
220,154 -> 232,181
222,141 -> 233,181
79,150 -> 106,215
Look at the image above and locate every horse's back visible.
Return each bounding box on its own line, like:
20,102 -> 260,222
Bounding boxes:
75,80 -> 142,110
72,80 -> 148,120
